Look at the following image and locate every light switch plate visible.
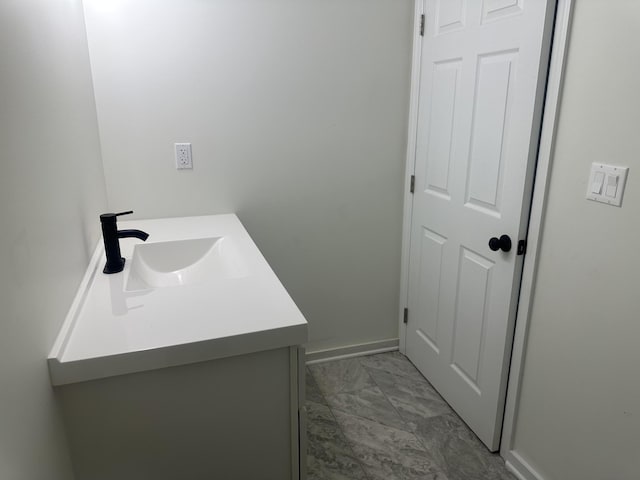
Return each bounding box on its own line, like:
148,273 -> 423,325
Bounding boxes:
586,163 -> 628,207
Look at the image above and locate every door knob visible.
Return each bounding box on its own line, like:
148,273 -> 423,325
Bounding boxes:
488,235 -> 512,252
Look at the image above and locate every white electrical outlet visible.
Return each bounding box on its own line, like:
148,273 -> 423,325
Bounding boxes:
174,143 -> 193,170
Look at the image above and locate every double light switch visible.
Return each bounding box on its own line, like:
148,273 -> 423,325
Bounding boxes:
586,163 -> 628,207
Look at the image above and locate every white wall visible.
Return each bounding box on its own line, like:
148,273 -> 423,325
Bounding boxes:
0,1 -> 107,478
82,0 -> 413,352
511,1 -> 640,478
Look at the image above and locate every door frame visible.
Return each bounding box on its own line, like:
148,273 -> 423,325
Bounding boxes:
398,0 -> 574,476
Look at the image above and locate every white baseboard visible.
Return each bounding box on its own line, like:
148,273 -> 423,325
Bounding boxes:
305,338 -> 399,365
505,451 -> 545,480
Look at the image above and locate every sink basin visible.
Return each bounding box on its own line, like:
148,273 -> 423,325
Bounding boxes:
125,236 -> 248,291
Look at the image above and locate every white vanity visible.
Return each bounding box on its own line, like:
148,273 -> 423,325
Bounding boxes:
48,215 -> 308,480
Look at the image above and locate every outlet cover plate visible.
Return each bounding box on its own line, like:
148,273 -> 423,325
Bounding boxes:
175,143 -> 193,170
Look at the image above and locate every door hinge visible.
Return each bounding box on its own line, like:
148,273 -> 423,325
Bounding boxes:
410,175 -> 415,194
419,14 -> 425,36
403,307 -> 409,324
517,239 -> 527,256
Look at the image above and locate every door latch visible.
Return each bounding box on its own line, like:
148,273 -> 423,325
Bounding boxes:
517,239 -> 527,255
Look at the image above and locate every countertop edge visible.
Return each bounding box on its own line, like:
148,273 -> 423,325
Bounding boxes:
49,323 -> 307,386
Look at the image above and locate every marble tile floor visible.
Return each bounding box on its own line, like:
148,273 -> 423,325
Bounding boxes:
306,352 -> 516,480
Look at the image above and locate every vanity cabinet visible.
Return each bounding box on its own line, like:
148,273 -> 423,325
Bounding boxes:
48,215 -> 308,480
56,346 -> 306,480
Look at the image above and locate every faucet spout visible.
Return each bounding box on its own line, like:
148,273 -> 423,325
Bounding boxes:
118,229 -> 149,241
100,211 -> 149,274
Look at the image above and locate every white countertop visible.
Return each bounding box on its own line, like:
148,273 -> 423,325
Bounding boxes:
48,214 -> 308,386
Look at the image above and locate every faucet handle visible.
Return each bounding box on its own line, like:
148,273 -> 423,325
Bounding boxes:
100,210 -> 134,223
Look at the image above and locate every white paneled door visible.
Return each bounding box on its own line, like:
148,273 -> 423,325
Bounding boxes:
405,0 -> 555,451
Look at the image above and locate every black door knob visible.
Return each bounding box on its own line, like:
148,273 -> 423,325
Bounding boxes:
488,235 -> 512,252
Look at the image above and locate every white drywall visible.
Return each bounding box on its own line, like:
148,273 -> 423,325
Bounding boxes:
82,0 -> 413,352
511,1 -> 640,478
0,1 -> 107,478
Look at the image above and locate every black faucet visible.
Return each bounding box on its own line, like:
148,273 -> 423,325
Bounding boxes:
100,211 -> 149,274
